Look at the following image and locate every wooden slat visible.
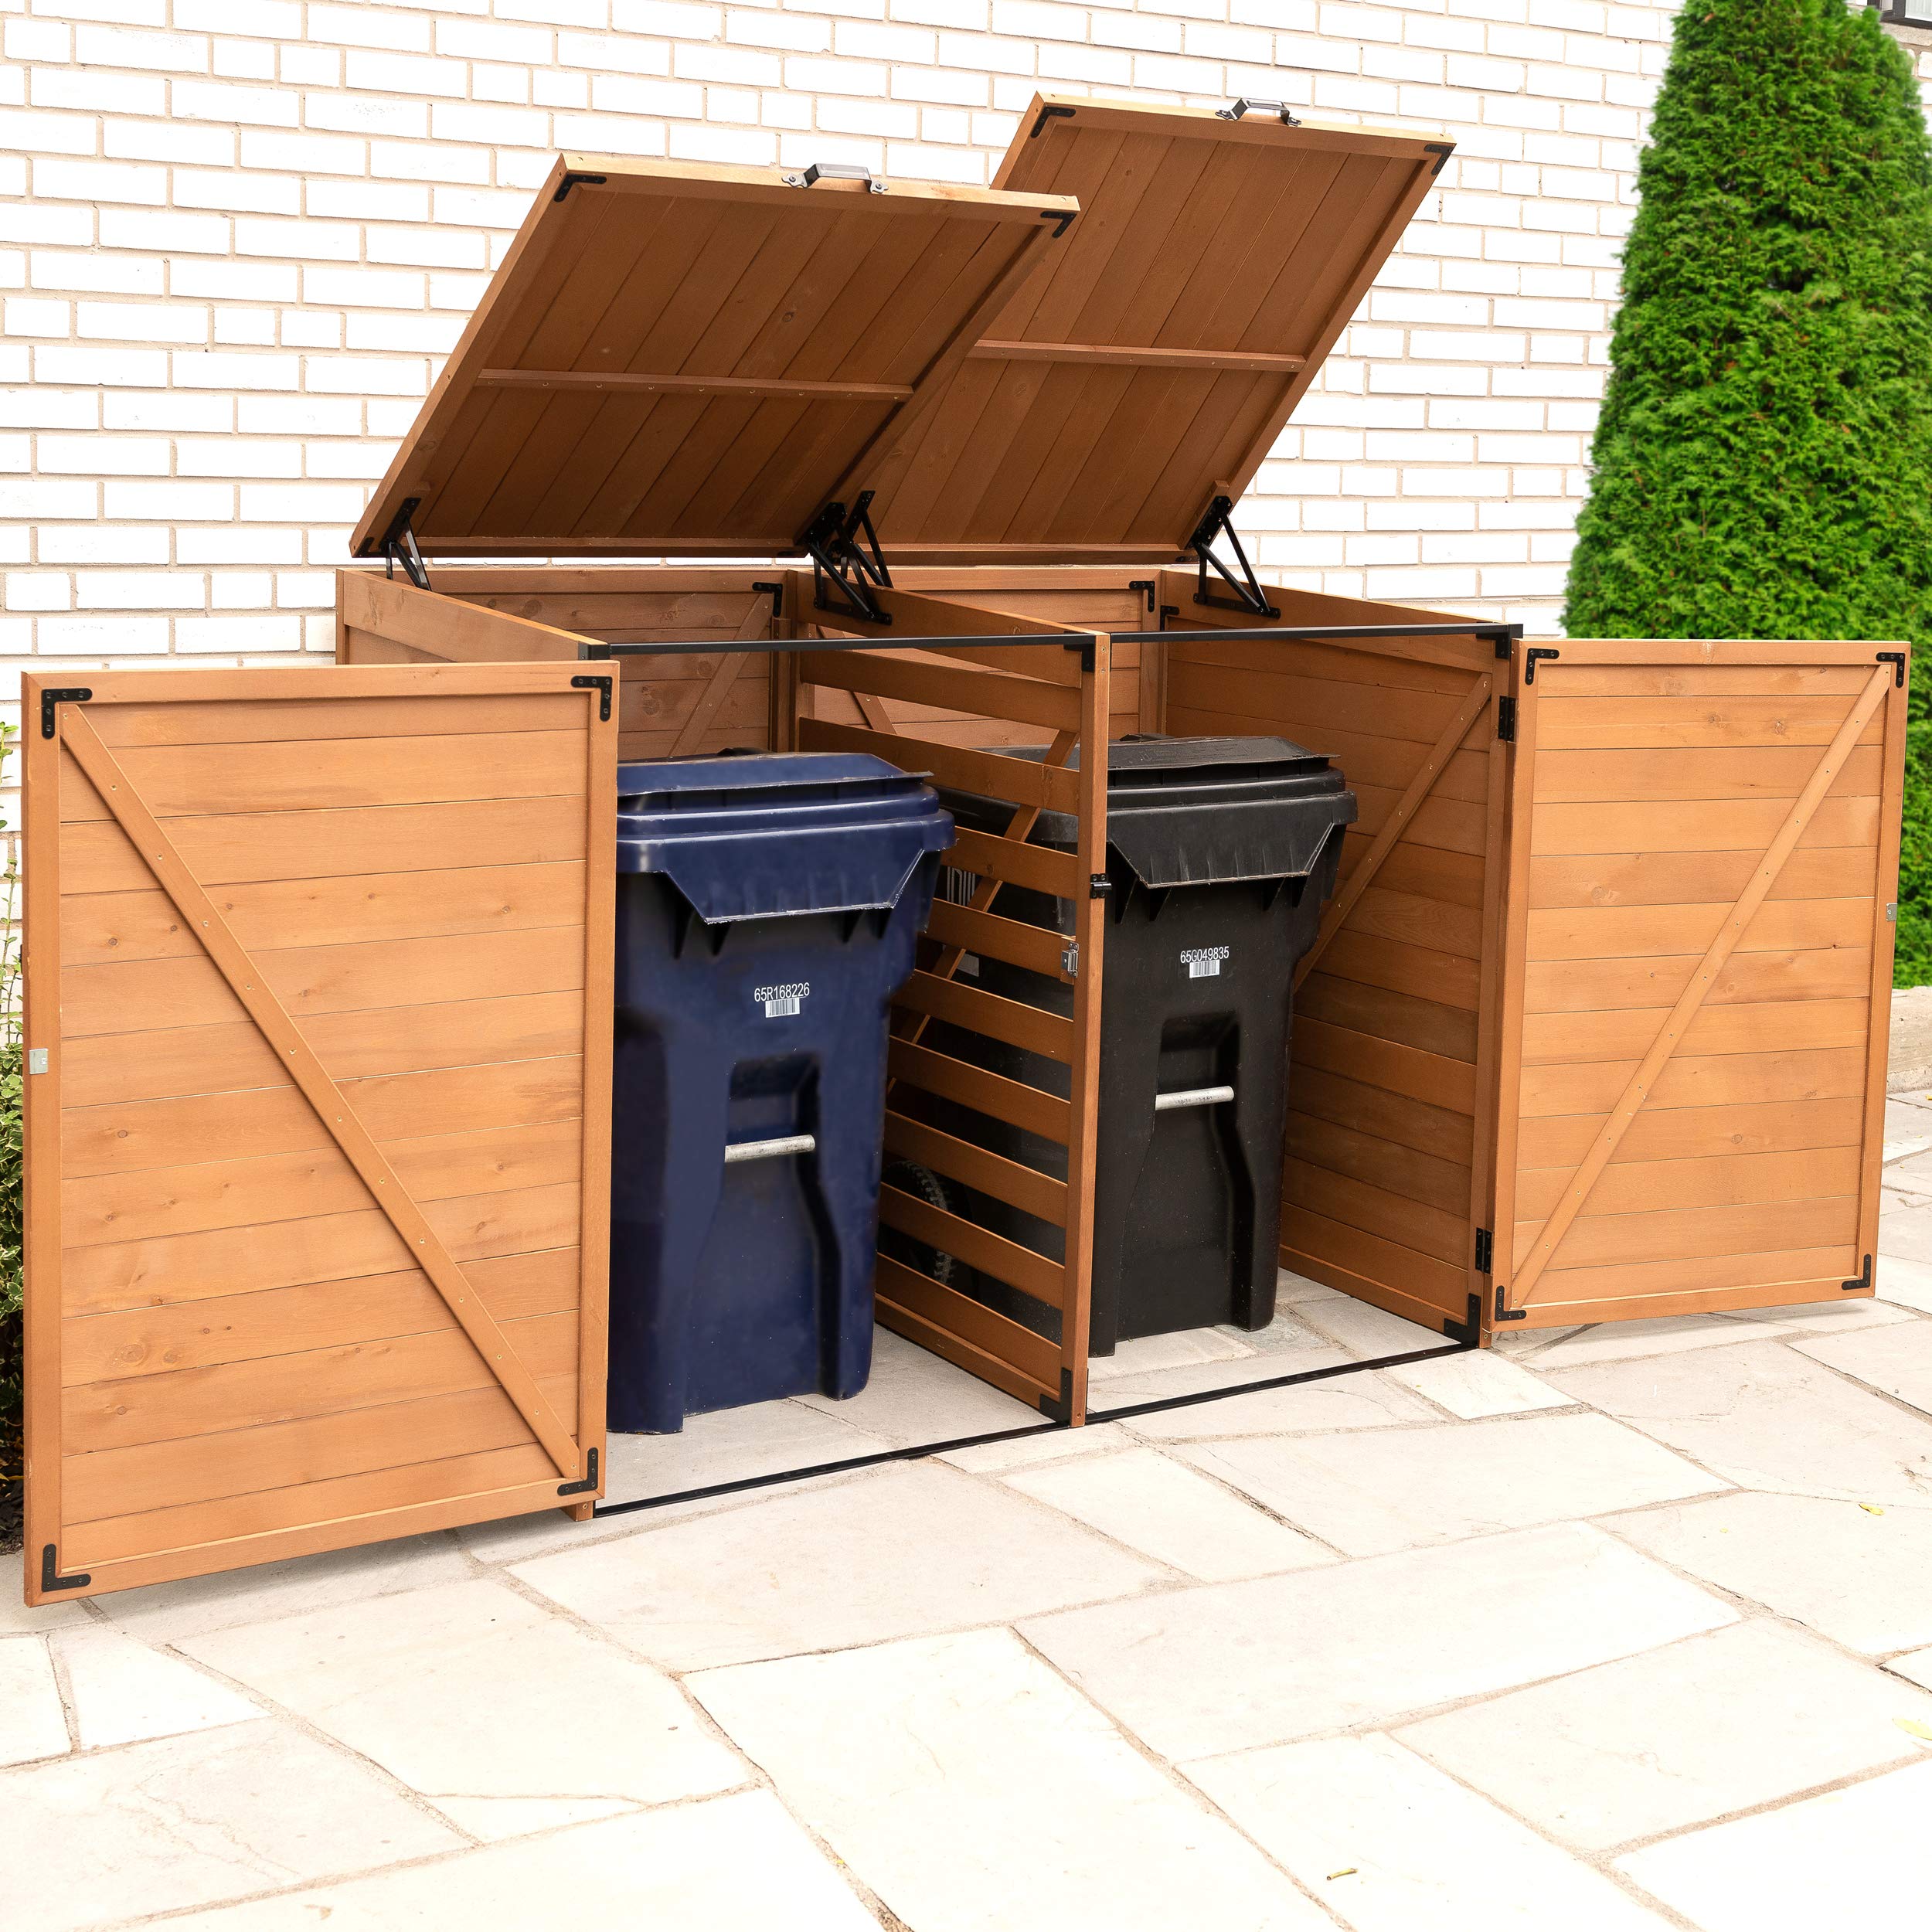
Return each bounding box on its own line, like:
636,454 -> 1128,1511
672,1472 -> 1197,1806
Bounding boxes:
1515,1144 -> 1862,1222
967,338 -> 1307,373
1524,945 -> 1872,1015
1514,1194 -> 1857,1275
924,898 -> 1068,977
1519,1045 -> 1869,1120
1289,1111 -> 1472,1218
474,367 -> 913,402
1284,1155 -> 1466,1267
1522,998 -> 1869,1067
58,699 -> 589,1474
883,1108 -> 1066,1228
886,1037 -> 1071,1144
798,649 -> 1081,732
943,824 -> 1083,898
1291,1015 -> 1477,1114
1520,1095 -> 1866,1170
879,1182 -> 1063,1308
1514,1248 -> 1858,1324
1530,742 -> 1884,803
1283,1202 -> 1468,1308
1529,794 -> 1879,856
801,717 -> 1077,811
1525,895 -> 1874,962
894,967 -> 1075,1063
1532,694 -> 1888,750
873,1257 -> 1056,1409
1528,845 -> 1878,911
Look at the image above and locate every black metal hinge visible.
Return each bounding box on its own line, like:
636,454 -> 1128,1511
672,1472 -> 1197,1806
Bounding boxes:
1474,1226 -> 1494,1274
558,1446 -> 600,1497
1878,651 -> 1906,688
1844,1254 -> 1873,1293
553,169 -> 607,202
1523,646 -> 1560,685
1089,874 -> 1113,899
1186,494 -> 1278,619
1029,102 -> 1076,139
797,492 -> 893,627
1038,1365 -> 1075,1422
42,1544 -> 90,1594
1495,697 -> 1517,742
570,675 -> 613,721
377,498 -> 430,591
1494,1287 -> 1526,1322
40,686 -> 92,739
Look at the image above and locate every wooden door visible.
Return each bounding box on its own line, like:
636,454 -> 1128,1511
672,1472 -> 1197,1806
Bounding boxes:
1491,641 -> 1906,1329
23,665 -> 615,1603
1158,580 -> 1512,1340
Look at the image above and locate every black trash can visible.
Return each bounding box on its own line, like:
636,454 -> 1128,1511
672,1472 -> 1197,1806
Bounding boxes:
913,736 -> 1355,1356
607,753 -> 953,1434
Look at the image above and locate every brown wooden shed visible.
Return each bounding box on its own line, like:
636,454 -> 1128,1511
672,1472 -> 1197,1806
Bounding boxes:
29,94 -> 1905,1603
337,96 -> 1907,1368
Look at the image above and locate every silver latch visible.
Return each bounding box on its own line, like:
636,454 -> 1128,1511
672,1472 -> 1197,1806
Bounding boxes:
784,162 -> 886,192
1061,940 -> 1079,978
26,1048 -> 48,1074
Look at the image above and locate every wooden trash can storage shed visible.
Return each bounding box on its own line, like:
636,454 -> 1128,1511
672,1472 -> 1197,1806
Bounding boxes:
337,101 -> 1906,1390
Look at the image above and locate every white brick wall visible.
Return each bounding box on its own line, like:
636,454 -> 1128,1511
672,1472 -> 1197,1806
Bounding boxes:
0,0 -> 1922,706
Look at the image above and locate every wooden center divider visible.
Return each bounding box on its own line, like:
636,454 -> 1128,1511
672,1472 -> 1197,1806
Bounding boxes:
787,580 -> 1108,1425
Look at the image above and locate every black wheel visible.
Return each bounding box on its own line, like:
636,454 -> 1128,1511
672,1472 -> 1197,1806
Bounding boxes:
879,1160 -> 957,1287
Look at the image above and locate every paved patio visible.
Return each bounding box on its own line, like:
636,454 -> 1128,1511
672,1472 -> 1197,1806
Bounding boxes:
12,1105 -> 1932,1931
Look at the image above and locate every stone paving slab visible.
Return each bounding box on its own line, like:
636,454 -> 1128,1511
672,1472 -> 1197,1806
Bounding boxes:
1615,1758 -> 1932,1932
1608,1489 -> 1932,1655
179,1577 -> 744,1835
1396,1619 -> 1932,1851
55,1624 -> 259,1752
1382,1348 -> 1575,1418
1791,1316 -> 1932,1418
144,1792 -> 881,1932
1184,1733 -> 1677,1932
691,1628 -> 1336,1932
1179,1411 -> 1726,1557
0,1718 -> 463,1932
1001,1446 -> 1335,1580
1545,1340 -> 1932,1509
512,1461 -> 1168,1672
0,1635 -> 70,1769
1121,1367 -> 1440,1442
1020,1522 -> 1736,1763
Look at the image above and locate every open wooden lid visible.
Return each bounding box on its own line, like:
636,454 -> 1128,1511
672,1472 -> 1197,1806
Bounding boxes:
862,96 -> 1452,565
351,155 -> 1078,561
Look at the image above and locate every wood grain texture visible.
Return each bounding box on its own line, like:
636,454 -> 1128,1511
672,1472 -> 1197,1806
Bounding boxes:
22,665 -> 611,1604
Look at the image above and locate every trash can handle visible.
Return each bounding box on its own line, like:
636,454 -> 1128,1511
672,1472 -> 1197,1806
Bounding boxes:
784,162 -> 886,193
1218,98 -> 1301,128
1153,1084 -> 1236,1113
722,1133 -> 818,1165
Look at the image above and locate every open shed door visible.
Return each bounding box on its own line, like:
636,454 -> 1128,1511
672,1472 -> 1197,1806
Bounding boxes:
1490,640 -> 1906,1331
23,665 -> 615,1603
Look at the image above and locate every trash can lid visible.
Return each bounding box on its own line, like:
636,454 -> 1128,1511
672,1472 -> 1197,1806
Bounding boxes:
617,752 -> 954,921
951,735 -> 1357,891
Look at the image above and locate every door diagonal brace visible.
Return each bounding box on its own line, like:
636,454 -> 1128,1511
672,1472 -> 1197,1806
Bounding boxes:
669,587 -> 780,754
59,712 -> 585,1481
1506,663 -> 1893,1308
1294,674 -> 1495,991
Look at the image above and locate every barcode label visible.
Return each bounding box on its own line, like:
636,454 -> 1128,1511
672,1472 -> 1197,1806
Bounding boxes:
1188,957 -> 1219,979
754,981 -> 808,1019
763,995 -> 801,1018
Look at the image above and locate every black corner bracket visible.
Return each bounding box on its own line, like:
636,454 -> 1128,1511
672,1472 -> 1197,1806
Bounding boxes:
1442,1292 -> 1482,1347
1494,1287 -> 1527,1323
1063,633 -> 1097,672
570,675 -> 613,721
1844,1254 -> 1874,1293
1523,645 -> 1560,685
1423,141 -> 1456,176
1036,1366 -> 1076,1423
1029,102 -> 1076,139
553,169 -> 608,202
752,578 -> 784,621
558,1447 -> 600,1497
42,1544 -> 90,1594
1878,651 -> 1906,688
40,686 -> 92,739
1039,208 -> 1075,238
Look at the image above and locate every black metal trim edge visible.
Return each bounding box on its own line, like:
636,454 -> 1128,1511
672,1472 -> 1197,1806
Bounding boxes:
589,1338 -> 1475,1519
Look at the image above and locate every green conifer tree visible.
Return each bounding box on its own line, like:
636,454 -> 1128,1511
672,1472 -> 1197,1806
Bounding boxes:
1564,0 -> 1932,980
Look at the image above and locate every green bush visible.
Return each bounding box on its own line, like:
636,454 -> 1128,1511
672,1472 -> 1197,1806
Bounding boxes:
1564,0 -> 1932,981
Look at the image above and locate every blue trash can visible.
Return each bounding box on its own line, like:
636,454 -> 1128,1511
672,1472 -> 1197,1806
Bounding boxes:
608,752 -> 954,1434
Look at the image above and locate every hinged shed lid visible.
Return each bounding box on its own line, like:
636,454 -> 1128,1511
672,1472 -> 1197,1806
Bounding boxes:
351,155 -> 1078,562
864,95 -> 1453,565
